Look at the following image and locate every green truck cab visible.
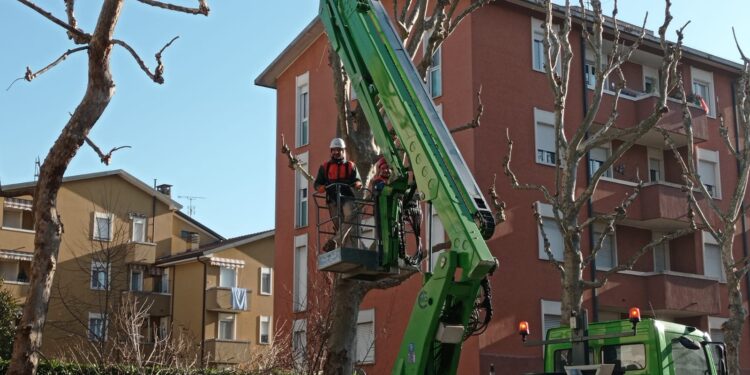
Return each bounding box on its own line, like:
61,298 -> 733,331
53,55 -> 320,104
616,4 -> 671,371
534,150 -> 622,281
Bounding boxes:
534,318 -> 727,375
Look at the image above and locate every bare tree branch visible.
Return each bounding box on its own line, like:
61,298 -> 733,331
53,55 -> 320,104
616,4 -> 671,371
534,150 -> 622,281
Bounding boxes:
7,47 -> 89,91
488,174 -> 507,226
733,27 -> 749,64
112,36 -> 178,84
450,86 -> 483,133
534,203 -> 565,273
17,0 -> 90,41
135,0 -> 209,16
83,137 -> 131,166
503,129 -> 555,203
280,134 -> 314,182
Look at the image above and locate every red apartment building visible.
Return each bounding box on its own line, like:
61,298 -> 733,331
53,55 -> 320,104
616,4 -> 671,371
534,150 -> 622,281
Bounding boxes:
256,1 -> 749,373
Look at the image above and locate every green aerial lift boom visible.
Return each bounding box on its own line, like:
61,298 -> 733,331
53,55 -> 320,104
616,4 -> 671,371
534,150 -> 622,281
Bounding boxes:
319,0 -> 497,374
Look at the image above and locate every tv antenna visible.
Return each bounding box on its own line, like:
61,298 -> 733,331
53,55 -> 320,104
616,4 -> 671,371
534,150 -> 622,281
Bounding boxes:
34,156 -> 41,181
178,195 -> 205,217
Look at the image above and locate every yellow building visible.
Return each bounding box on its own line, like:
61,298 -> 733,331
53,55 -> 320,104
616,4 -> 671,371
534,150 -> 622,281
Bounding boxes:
0,170 -> 274,367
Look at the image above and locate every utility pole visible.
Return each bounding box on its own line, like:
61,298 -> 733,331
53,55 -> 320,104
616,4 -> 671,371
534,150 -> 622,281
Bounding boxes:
178,195 -> 205,217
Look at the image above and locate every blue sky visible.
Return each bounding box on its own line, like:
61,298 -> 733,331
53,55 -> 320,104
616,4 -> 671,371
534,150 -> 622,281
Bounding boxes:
0,1 -> 746,238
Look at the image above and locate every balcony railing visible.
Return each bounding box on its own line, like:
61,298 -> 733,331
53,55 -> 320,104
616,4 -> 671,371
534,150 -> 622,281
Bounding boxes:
206,287 -> 251,312
121,291 -> 171,316
2,281 -> 30,305
204,339 -> 250,364
125,242 -> 157,264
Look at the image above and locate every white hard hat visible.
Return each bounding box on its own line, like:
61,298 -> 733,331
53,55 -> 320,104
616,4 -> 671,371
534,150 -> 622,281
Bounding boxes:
330,138 -> 346,149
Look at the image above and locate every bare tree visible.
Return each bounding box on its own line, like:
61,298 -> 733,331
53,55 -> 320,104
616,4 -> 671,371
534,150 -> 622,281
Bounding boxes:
654,30 -> 750,375
3,1 -> 209,373
503,0 -> 691,324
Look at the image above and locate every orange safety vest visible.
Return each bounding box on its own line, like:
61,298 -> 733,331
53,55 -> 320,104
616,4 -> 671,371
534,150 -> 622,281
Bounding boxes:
324,160 -> 355,183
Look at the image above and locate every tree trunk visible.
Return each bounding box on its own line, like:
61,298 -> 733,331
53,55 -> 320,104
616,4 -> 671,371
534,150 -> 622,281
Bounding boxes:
7,1 -> 123,373
322,279 -> 366,375
561,226 -> 585,324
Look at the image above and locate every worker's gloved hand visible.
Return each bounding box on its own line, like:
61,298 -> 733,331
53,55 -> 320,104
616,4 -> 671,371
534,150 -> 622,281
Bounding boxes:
317,185 -> 326,193
353,181 -> 362,190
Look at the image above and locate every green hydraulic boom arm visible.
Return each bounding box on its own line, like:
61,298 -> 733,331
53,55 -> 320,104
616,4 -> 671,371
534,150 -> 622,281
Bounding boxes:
319,0 -> 497,374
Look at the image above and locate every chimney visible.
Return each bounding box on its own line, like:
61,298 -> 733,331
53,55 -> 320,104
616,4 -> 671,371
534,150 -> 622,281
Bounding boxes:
156,184 -> 173,196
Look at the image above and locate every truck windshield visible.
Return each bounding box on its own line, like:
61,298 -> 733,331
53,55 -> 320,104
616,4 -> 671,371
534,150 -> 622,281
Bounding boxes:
601,344 -> 646,372
671,340 -> 710,374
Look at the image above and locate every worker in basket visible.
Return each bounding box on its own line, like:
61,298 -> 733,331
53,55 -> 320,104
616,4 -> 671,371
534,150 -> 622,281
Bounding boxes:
314,137 -> 362,251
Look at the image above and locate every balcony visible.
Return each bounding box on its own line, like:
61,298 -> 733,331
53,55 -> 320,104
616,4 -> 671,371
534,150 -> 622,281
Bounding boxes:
593,93 -> 709,148
124,242 -> 156,264
204,339 -> 250,364
121,291 -> 171,316
645,272 -> 721,316
2,281 -> 30,305
0,227 -> 35,254
206,287 -> 251,312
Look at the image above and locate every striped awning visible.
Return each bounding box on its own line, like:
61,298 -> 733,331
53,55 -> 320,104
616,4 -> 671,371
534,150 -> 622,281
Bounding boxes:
0,249 -> 33,262
4,198 -> 32,211
209,257 -> 245,269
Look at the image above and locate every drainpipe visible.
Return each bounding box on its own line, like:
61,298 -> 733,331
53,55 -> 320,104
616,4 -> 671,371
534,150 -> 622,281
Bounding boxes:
730,82 -> 750,326
152,179 -> 157,243
581,31 -> 599,323
198,256 -> 209,368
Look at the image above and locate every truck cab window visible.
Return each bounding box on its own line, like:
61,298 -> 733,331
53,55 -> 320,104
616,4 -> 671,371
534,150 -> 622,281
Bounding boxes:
670,339 -> 709,374
601,344 -> 646,372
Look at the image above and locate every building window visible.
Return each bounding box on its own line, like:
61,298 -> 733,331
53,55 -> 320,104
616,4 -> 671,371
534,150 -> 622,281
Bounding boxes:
691,67 -> 715,117
293,234 -> 308,312
219,266 -> 237,288
534,108 -> 556,165
292,319 -> 307,367
537,202 -> 564,261
589,145 -> 612,178
295,152 -> 309,228
703,231 -> 725,282
88,312 -> 106,341
652,231 -> 670,272
541,300 -> 561,339
158,316 -> 169,340
697,148 -> 721,199
426,46 -> 442,98
91,260 -> 110,290
531,18 -> 548,73
594,226 -> 616,270
296,72 -> 310,147
93,212 -> 113,241
218,313 -> 235,340
355,309 -> 375,364
2,198 -> 34,230
259,315 -> 271,344
154,268 -> 169,293
643,66 -> 659,94
130,267 -> 143,292
708,316 -> 726,342
647,148 -> 664,183
260,267 -> 272,295
132,216 -> 147,243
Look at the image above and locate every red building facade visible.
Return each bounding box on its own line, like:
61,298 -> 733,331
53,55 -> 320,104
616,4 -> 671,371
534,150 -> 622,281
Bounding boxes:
256,1 -> 748,373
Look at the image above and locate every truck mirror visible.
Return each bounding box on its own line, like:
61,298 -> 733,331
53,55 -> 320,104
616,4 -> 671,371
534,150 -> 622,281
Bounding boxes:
674,336 -> 701,350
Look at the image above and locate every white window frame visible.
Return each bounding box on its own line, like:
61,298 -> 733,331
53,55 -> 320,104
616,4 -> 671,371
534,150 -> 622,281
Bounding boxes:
643,65 -> 659,94
697,148 -> 721,199
259,315 -> 271,345
131,216 -> 147,243
90,260 -> 110,290
584,49 -> 609,90
590,144 -> 613,178
156,268 -> 170,294
691,67 -> 716,118
296,72 -> 310,147
293,234 -> 308,312
260,267 -> 272,295
702,231 -> 725,282
219,266 -> 237,288
427,45 -> 442,98
708,316 -> 727,342
93,212 -> 114,241
218,313 -> 236,340
652,231 -> 670,272
2,207 -> 34,231
534,108 -> 556,166
537,202 -> 564,261
88,312 -> 107,342
530,18 -> 560,74
593,225 -> 617,270
355,309 -> 375,364
541,300 -> 562,340
130,267 -> 144,292
295,152 -> 309,228
647,147 -> 665,183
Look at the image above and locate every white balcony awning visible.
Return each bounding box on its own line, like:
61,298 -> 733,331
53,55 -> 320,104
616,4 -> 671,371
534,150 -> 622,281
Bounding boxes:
0,249 -> 33,262
209,257 -> 245,269
4,198 -> 32,211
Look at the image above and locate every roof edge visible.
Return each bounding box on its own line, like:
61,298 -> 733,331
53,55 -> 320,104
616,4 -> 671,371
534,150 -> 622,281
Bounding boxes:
254,17 -> 323,89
